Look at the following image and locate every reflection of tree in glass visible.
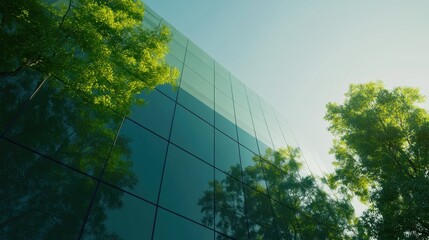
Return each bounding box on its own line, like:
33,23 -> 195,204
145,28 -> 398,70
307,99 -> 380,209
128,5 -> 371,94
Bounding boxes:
1,1 -> 177,238
0,75 -> 139,239
199,147 -> 356,240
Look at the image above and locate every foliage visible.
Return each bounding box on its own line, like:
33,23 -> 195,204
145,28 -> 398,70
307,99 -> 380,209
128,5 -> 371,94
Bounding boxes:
325,81 -> 429,239
0,0 -> 178,114
198,147 -> 356,240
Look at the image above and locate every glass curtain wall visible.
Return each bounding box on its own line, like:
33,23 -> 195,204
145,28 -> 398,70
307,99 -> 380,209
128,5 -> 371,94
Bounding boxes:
0,5 -> 345,240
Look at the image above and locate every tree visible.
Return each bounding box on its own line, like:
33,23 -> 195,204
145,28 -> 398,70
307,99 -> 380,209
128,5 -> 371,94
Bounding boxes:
325,81 -> 429,239
198,147 -> 356,240
0,0 -> 178,115
1,0 -> 178,238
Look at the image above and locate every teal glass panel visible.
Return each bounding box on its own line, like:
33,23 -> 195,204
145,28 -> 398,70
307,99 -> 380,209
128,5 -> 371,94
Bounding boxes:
159,144 -> 214,227
215,110 -> 237,141
253,117 -> 273,155
215,89 -> 237,140
239,146 -> 267,191
170,105 -> 214,164
130,90 -> 175,140
185,42 -> 214,84
232,87 -> 249,110
235,104 -> 258,153
215,62 -> 232,97
4,79 -> 122,177
178,81 -> 214,125
165,54 -> 183,71
215,89 -> 234,117
156,54 -> 182,100
165,24 -> 188,62
82,183 -> 155,240
153,208 -> 214,240
181,66 -> 214,102
215,232 -> 234,240
244,187 -> 278,239
103,119 -> 168,203
0,139 -> 95,240
0,68 -> 41,132
246,87 -> 265,122
230,75 -> 249,110
214,129 -> 241,179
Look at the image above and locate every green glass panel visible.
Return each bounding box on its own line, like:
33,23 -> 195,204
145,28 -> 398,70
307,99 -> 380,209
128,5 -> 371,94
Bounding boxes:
185,42 -> 214,83
244,187 -> 278,239
159,144 -> 214,227
170,105 -> 214,164
178,81 -> 214,125
153,208 -> 214,240
181,66 -> 214,102
103,119 -> 168,203
215,110 -> 237,141
130,90 -> 175,140
0,68 -> 41,132
0,139 -> 95,240
4,79 -> 122,177
215,62 -> 232,97
214,129 -> 240,179
82,183 -> 155,240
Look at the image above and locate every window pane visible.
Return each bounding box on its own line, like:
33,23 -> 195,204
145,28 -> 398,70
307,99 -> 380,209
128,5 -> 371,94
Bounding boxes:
130,90 -> 175,140
171,105 -> 214,164
4,79 -> 121,177
215,130 -> 240,179
159,144 -> 214,227
244,187 -> 277,239
239,146 -> 267,191
215,62 -> 232,97
83,183 -> 156,240
103,119 -> 168,203
0,139 -> 95,240
185,42 -> 214,84
0,68 -> 41,132
178,82 -> 214,125
153,208 -> 214,240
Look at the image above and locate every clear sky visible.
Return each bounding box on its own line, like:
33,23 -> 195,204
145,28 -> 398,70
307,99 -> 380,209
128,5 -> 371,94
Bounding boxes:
144,0 -> 429,178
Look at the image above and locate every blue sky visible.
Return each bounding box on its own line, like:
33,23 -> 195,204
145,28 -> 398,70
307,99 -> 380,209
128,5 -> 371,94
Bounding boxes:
144,0 -> 429,179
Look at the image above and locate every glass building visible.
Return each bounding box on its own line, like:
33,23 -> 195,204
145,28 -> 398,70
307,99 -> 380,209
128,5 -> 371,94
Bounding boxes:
0,4 -> 352,240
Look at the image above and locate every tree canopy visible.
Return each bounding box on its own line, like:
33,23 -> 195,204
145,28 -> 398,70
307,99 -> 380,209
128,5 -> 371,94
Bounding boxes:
325,81 -> 429,239
1,0 -> 178,114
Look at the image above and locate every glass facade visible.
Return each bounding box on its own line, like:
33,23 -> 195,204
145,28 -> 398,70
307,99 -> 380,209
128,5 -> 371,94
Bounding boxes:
0,5 -> 349,240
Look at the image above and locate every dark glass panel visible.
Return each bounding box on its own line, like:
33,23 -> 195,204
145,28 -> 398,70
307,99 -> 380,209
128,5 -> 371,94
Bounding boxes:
271,200 -> 300,240
215,232 -> 234,240
170,105 -> 214,164
159,144 -> 214,227
0,68 -> 41,133
82,183 -> 155,240
129,90 -> 175,140
0,139 -> 95,240
103,119 -> 168,203
153,209 -> 214,240
239,146 -> 267,191
244,187 -> 278,240
214,130 -> 241,179
4,79 -> 122,177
